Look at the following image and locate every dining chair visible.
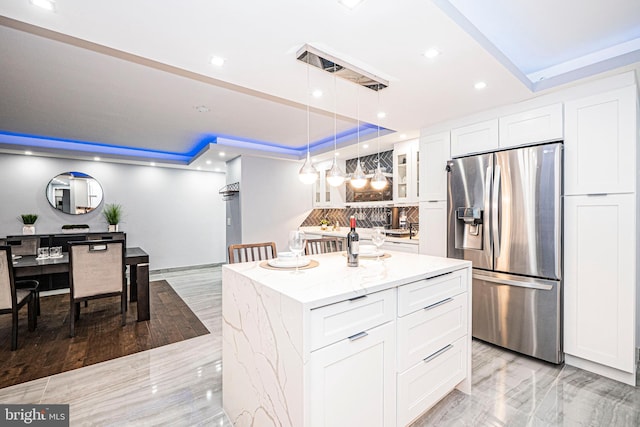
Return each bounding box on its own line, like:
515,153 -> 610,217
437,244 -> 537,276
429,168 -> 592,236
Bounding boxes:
68,239 -> 126,337
5,236 -> 41,316
0,245 -> 37,350
228,242 -> 277,264
305,238 -> 343,255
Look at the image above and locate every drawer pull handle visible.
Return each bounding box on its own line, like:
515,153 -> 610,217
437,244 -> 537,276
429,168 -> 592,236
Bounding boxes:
423,344 -> 453,363
424,297 -> 453,311
348,295 -> 367,302
348,331 -> 368,341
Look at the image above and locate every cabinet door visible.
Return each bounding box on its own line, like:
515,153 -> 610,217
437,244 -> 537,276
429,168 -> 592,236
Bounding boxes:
499,103 -> 563,149
450,119 -> 498,157
308,321 -> 396,427
418,201 -> 447,257
394,140 -> 419,203
380,241 -> 419,254
564,86 -> 636,195
420,132 -> 450,202
564,194 -> 636,373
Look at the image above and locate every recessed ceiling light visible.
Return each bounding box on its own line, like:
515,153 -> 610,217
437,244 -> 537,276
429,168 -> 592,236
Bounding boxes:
377,111 -> 386,119
363,144 -> 369,149
25,151 -> 32,155
206,160 -> 212,165
30,0 -> 55,11
474,81 -> 487,90
338,0 -> 365,10
194,105 -> 211,113
197,166 -> 202,171
334,152 -> 340,157
400,133 -> 407,139
94,157 -> 101,161
150,162 -> 156,167
219,152 -> 226,157
423,48 -> 440,59
215,168 -> 221,172
210,56 -> 225,67
312,89 -> 323,98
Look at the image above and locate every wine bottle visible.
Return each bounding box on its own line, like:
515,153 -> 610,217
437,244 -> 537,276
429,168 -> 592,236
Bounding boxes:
347,215 -> 359,267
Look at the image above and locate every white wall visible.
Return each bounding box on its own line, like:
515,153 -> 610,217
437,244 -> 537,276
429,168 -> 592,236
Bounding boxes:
0,153 -> 227,269
239,156 -> 312,252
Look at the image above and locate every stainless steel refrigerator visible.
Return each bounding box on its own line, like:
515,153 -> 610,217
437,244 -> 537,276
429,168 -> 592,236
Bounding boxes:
447,142 -> 563,364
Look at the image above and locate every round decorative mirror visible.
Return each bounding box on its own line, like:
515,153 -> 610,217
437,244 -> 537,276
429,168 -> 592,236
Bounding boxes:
46,172 -> 104,215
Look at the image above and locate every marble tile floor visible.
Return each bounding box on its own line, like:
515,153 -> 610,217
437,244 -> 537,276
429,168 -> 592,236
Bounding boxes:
0,266 -> 638,426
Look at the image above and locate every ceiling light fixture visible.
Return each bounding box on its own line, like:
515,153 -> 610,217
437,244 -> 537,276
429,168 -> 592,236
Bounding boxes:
206,160 -> 212,165
299,56 -> 319,185
94,156 -> 101,161
25,151 -> 32,155
338,0 -> 366,11
30,0 -> 55,11
362,144 -> 369,149
371,89 -> 388,190
350,85 -> 367,189
474,81 -> 487,90
210,56 -> 225,67
218,152 -> 226,157
326,64 -> 346,187
312,89 -> 323,98
150,162 -> 156,167
377,111 -> 386,119
423,48 -> 440,59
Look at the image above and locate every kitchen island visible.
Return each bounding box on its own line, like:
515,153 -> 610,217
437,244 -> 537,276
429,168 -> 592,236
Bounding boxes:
222,251 -> 471,427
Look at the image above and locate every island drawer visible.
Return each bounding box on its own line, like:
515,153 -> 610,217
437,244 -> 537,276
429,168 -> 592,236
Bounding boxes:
396,292 -> 468,372
310,288 -> 396,351
397,268 -> 467,317
397,336 -> 468,427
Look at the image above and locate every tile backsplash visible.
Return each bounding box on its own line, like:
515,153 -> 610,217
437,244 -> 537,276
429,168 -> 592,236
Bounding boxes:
301,206 -> 419,229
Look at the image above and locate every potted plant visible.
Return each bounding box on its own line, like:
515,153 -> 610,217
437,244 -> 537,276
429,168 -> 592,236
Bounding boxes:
320,218 -> 330,231
103,203 -> 123,232
20,214 -> 38,235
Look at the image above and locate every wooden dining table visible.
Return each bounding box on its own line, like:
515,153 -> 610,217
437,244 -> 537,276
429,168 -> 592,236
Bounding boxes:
12,247 -> 150,321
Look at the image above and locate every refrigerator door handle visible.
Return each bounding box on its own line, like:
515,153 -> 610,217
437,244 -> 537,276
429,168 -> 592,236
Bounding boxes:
492,165 -> 501,258
473,272 -> 554,291
484,166 -> 492,253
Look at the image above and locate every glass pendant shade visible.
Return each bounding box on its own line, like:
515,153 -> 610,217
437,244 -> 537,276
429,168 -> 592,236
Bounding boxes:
299,152 -> 319,184
350,159 -> 367,189
370,164 -> 388,190
326,158 -> 345,187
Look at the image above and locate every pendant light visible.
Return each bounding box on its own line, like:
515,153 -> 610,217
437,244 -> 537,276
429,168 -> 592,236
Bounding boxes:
350,85 -> 367,189
370,87 -> 388,190
326,64 -> 346,187
299,56 -> 319,185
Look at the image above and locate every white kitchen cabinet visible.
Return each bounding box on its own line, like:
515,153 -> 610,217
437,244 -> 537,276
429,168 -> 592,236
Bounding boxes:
393,139 -> 419,203
419,131 -> 450,202
450,119 -> 498,158
564,86 -> 637,196
309,321 -> 396,427
313,162 -> 346,207
564,193 -> 636,385
499,103 -> 563,149
380,240 -> 419,254
418,201 -> 447,257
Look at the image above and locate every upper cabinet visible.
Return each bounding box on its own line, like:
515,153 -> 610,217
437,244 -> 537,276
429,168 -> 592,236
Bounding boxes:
393,139 -> 419,204
450,119 -> 498,158
313,161 -> 346,208
564,86 -> 637,195
419,131 -> 450,202
499,103 -> 563,149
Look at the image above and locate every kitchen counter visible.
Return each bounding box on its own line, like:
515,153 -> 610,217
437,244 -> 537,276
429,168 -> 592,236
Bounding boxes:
222,252 -> 471,426
300,226 -> 419,244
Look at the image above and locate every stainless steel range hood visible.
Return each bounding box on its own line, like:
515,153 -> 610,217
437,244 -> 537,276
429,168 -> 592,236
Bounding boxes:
296,44 -> 388,91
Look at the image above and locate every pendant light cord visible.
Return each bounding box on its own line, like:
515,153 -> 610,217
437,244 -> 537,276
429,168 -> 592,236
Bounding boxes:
377,89 -> 381,167
306,56 -> 311,157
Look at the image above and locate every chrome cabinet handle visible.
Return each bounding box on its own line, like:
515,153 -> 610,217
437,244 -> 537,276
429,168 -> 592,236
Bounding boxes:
423,297 -> 453,311
423,344 -> 453,363
348,331 -> 368,341
484,166 -> 492,257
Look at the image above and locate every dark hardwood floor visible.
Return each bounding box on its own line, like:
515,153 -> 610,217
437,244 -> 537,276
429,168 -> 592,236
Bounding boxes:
0,280 -> 209,389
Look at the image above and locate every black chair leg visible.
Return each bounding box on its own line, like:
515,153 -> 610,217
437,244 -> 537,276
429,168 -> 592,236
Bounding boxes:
121,294 -> 126,326
70,298 -> 75,338
28,295 -> 36,331
11,310 -> 18,351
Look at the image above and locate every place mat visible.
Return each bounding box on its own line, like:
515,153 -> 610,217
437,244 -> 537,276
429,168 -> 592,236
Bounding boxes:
342,252 -> 392,259
260,259 -> 320,271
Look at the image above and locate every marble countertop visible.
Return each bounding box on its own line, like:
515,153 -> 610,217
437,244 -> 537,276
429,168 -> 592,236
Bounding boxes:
300,226 -> 419,244
223,251 -> 470,309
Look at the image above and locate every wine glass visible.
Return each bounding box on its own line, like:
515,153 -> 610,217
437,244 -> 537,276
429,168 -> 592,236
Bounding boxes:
288,230 -> 306,274
371,227 -> 386,262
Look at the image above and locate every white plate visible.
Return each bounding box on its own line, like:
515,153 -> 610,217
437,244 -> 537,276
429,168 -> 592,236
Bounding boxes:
359,251 -> 385,258
277,251 -> 295,258
268,257 -> 311,268
359,245 -> 378,254
12,255 -> 21,260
